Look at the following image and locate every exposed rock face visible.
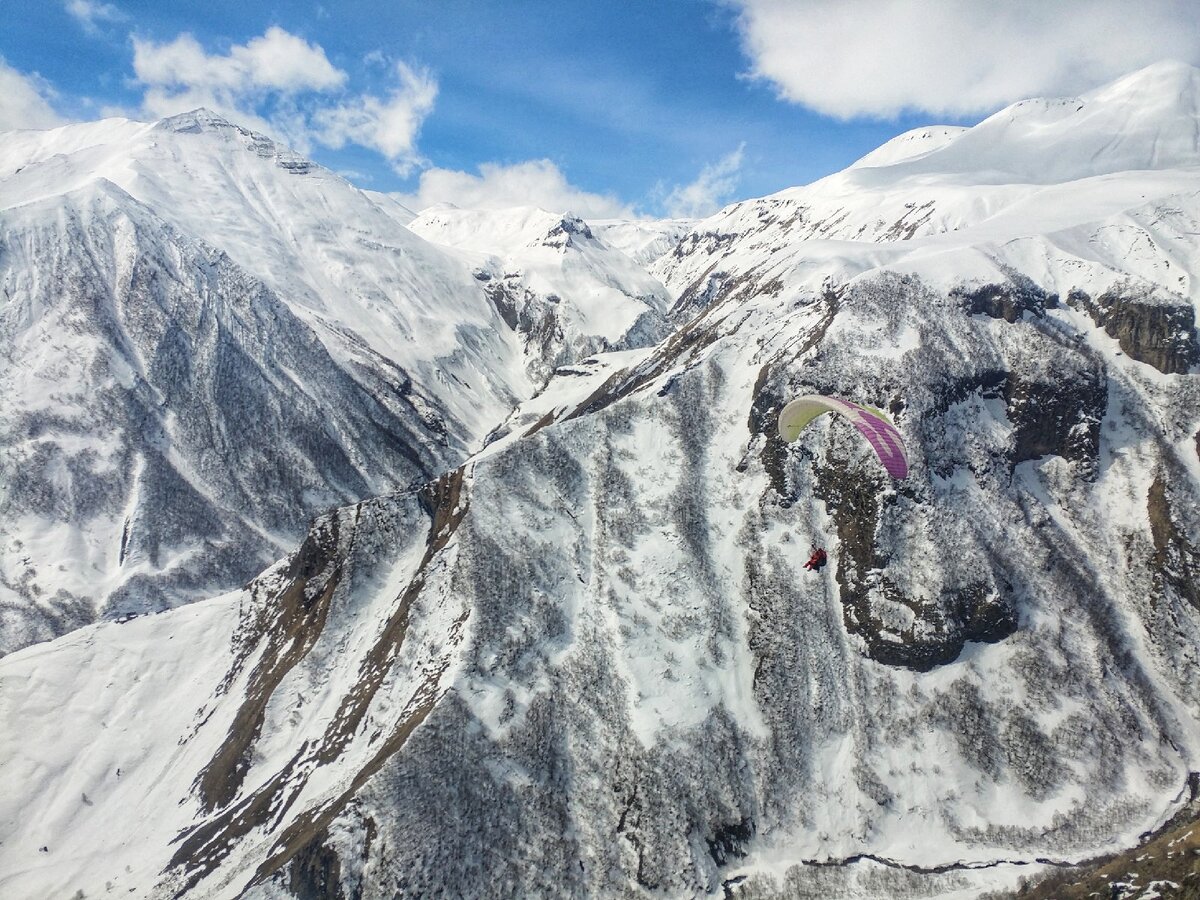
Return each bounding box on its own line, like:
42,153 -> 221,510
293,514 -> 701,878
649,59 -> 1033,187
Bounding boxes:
1068,287 -> 1200,374
484,275 -> 669,385
670,268 -> 784,324
286,829 -> 344,900
1148,475 -> 1200,614
485,277 -> 570,376
813,454 -> 1018,672
931,366 -> 1107,474
543,214 -> 595,247
1005,371 -> 1107,475
954,279 -> 1059,324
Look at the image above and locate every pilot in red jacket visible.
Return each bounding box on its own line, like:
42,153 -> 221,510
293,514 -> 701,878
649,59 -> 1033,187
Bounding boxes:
803,546 -> 827,571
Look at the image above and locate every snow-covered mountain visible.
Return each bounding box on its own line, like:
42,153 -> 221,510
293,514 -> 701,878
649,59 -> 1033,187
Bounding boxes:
590,216 -> 697,266
658,60 -> 1200,306
0,110 -> 668,654
1,62 -> 1199,900
408,205 -> 673,383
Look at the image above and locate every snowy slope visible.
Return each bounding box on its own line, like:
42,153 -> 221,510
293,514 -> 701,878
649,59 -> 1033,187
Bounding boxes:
0,110 -> 662,654
848,125 -> 969,169
0,109 -> 534,432
589,216 -> 696,266
656,60 -> 1200,299
361,189 -> 419,226
1,63 -> 1199,900
408,205 -> 671,381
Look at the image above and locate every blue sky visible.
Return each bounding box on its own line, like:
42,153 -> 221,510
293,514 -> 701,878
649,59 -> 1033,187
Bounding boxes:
3,0 -> 1199,217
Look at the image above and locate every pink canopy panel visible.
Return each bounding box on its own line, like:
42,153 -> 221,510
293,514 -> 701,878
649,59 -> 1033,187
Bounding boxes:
778,394 -> 909,480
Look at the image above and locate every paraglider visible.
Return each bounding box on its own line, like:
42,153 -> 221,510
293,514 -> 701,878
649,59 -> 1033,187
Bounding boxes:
777,394 -> 908,480
779,394 -> 907,574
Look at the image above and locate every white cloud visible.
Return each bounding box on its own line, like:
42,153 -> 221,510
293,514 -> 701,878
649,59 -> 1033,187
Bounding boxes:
397,159 -> 634,218
132,27 -> 344,95
727,0 -> 1200,118
663,145 -> 744,218
131,28 -> 349,151
66,0 -> 124,33
129,28 -> 437,169
0,59 -> 65,131
312,61 -> 437,173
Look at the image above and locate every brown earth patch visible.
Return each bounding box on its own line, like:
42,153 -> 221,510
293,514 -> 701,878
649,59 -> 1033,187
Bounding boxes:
196,513 -> 346,812
998,779 -> 1200,900
1148,475 -> 1200,612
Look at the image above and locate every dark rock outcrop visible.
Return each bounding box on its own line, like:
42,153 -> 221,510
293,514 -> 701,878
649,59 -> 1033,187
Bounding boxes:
543,215 -> 595,248
930,366 -> 1107,476
955,281 -> 1058,323
814,457 -> 1018,672
285,829 -> 345,900
484,274 -> 667,385
1148,475 -> 1200,613
1068,287 -> 1200,374
1005,373 -> 1106,473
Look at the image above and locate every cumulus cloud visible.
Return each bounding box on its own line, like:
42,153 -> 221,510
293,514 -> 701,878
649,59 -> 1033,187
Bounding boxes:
312,61 -> 437,173
0,59 -> 65,131
130,28 -> 436,170
727,0 -> 1200,118
132,27 -> 344,96
663,145 -> 744,218
66,0 -> 125,33
397,159 -> 634,218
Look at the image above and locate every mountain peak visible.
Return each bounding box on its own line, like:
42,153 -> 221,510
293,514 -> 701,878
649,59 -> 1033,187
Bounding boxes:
148,107 -> 320,176
153,107 -> 240,135
825,60 -> 1200,189
1082,58 -> 1200,116
848,125 -> 969,170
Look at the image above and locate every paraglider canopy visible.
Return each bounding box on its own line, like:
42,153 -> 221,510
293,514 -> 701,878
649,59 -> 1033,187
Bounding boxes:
778,395 -> 908,480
